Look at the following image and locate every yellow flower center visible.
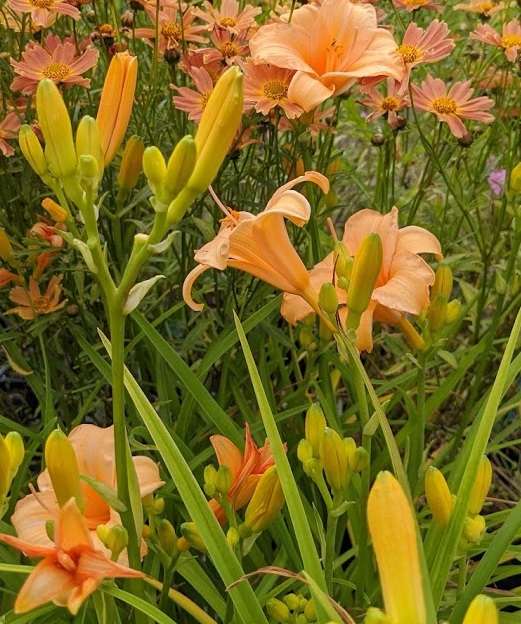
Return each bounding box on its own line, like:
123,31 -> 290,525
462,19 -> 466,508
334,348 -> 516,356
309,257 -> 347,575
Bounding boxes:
221,41 -> 239,57
403,0 -> 429,6
219,16 -> 237,27
263,80 -> 288,101
477,1 -> 494,12
432,96 -> 457,114
501,34 -> 521,49
161,21 -> 182,40
99,23 -> 115,36
29,0 -> 54,8
42,62 -> 71,81
382,96 -> 400,111
397,44 -> 423,63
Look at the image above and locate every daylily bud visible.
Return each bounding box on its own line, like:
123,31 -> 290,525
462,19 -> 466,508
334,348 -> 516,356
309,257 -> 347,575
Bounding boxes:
367,471 -> 426,624
44,430 -> 84,510
468,456 -> 492,515
0,436 -> 11,505
463,595 -> 498,624
79,154 -> 99,190
463,514 -> 486,544
163,135 -> 197,205
42,198 -> 68,223
97,524 -> 128,560
446,299 -> 462,324
215,465 -> 232,496
36,79 -> 77,179
297,439 -> 314,464
204,464 -> 218,497
266,598 -> 290,623
398,318 -> 426,352
158,519 -> 177,556
335,243 -> 352,280
428,264 -> 453,331
96,51 -> 138,165
303,599 -> 316,620
117,135 -> 144,191
320,427 -> 349,493
5,432 -> 24,481
350,446 -> 369,473
153,497 -> 165,514
19,125 -> 48,177
76,116 -> 104,180
0,229 -> 13,262
346,233 -> 382,330
319,282 -> 338,315
143,146 -> 167,197
226,526 -> 240,548
305,403 -> 326,458
188,66 -> 243,194
510,162 -> 521,193
244,466 -> 285,533
364,608 -> 392,623
180,522 -> 206,552
283,593 -> 300,611
425,466 -> 453,527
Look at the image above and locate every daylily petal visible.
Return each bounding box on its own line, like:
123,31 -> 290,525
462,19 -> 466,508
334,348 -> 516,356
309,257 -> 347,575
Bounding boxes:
66,577 -> 99,615
56,499 -> 92,552
183,264 -> 212,312
76,549 -> 144,580
210,435 -> 243,477
15,559 -> 75,614
133,456 -> 164,498
287,71 -> 336,112
0,533 -> 55,558
12,490 -> 57,548
396,225 -> 442,259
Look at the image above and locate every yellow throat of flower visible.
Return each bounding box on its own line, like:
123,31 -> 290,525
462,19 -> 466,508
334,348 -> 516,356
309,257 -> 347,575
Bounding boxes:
398,44 -> 423,64
432,96 -> 457,115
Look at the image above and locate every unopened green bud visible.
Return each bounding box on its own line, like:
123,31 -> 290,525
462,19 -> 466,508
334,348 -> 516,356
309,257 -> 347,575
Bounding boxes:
283,593 -> 300,611
79,154 -> 99,188
215,465 -> 232,496
428,264 -> 453,331
320,427 -> 349,493
510,162 -> 521,193
303,599 -> 316,620
266,598 -> 290,623
117,135 -> 144,191
76,115 -> 104,180
158,519 -> 177,556
350,446 -> 369,473
226,526 -> 240,548
143,146 -> 167,197
19,125 -> 48,177
446,299 -> 462,324
204,464 -> 218,497
299,325 -> 315,349
346,233 -> 382,329
181,522 -> 206,552
0,436 -> 11,503
45,430 -> 84,510
163,135 -> 197,206
335,243 -> 352,280
302,458 -> 322,480
153,497 -> 165,514
96,524 -> 128,560
297,439 -> 314,464
305,403 -> 326,458
319,282 -> 338,315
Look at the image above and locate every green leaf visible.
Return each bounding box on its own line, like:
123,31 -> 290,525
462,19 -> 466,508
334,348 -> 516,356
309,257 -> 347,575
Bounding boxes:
80,475 -> 127,513
102,586 -> 178,624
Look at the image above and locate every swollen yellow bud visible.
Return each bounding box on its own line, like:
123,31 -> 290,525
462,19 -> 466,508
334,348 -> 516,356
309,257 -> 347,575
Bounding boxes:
244,466 -> 285,533
367,471 -> 426,624
319,427 -> 349,493
428,264 -> 453,331
463,514 -> 486,544
446,299 -> 462,324
97,524 -> 128,560
19,125 -> 48,177
42,198 -> 68,223
76,115 -> 104,181
215,465 -> 232,496
0,228 -> 13,262
0,436 -> 12,504
158,519 -> 177,556
163,135 -> 197,206
510,162 -> 521,193
346,233 -> 382,330
425,466 -> 453,527
44,430 -> 84,509
143,146 -> 167,197
297,439 -> 314,464
463,595 -> 498,624
203,464 -> 218,497
36,79 -> 77,179
266,598 -> 290,623
5,432 -> 24,480
468,456 -> 492,515
117,135 -> 144,191
335,243 -> 352,280
364,608 -> 392,624
305,403 -> 326,458
180,522 -> 206,552
398,318 -> 426,352
188,66 -> 243,194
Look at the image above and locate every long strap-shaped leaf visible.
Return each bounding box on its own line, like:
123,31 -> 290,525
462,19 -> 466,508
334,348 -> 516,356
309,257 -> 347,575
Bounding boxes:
430,307 -> 521,607
103,586 -> 178,624
100,331 -> 269,624
233,313 -> 336,624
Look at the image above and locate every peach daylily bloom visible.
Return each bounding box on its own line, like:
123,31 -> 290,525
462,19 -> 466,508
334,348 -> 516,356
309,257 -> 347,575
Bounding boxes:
10,34 -> 98,95
11,425 -> 163,555
471,20 -> 521,63
8,0 -> 80,28
249,0 -> 403,113
183,172 -> 329,312
195,0 -> 261,34
135,5 -> 206,54
282,207 -> 442,352
172,66 -> 214,121
8,276 -> 66,320
0,111 -> 22,157
411,75 -> 494,139
209,424 -> 274,523
0,499 -> 142,615
360,78 -> 409,128
455,0 -> 504,16
243,62 -> 303,119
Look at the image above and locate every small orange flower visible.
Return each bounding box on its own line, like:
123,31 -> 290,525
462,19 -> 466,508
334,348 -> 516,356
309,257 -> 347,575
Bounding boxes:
7,276 -> 66,320
135,5 -> 206,53
201,28 -> 250,66
360,78 -> 409,128
29,222 -> 65,248
455,0 -> 504,17
0,269 -> 21,288
0,499 -> 143,615
172,66 -> 214,121
8,0 -> 80,28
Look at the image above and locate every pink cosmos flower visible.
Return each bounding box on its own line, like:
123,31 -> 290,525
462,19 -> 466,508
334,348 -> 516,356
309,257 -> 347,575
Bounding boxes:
411,75 -> 494,138
135,5 -> 206,54
243,62 -> 302,119
195,0 -> 261,34
0,111 -> 22,157
471,20 -> 521,63
455,0 -> 504,17
200,28 -> 250,66
10,34 -> 98,95
392,0 -> 441,11
360,78 -> 409,128
172,66 -> 214,121
249,0 -> 403,113
7,0 -> 80,28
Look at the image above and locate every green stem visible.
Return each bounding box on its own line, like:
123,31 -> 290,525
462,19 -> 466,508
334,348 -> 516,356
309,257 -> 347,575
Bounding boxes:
324,507 -> 339,593
145,576 -> 218,624
408,353 -> 427,494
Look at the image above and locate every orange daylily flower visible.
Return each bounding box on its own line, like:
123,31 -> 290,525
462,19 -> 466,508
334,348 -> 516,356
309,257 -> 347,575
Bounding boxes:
249,0 -> 403,112
11,425 -> 163,557
209,424 -> 275,522
282,207 -> 442,352
0,499 -> 143,615
183,171 -> 329,312
96,52 -> 138,165
7,275 -> 66,320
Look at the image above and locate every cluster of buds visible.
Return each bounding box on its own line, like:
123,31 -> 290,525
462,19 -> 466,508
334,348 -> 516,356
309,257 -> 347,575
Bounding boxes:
0,431 -> 24,516
266,594 -> 317,623
297,404 -> 367,505
425,456 -> 492,546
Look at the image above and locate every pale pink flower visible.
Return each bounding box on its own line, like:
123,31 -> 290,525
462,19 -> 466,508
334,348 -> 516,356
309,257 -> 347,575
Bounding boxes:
172,66 -> 214,121
200,28 -> 250,66
0,111 -> 22,157
10,34 -> 98,95
411,75 -> 494,138
243,62 -> 302,119
195,0 -> 261,34
455,0 -> 504,17
8,0 -> 80,28
392,0 -> 441,11
134,5 -> 207,53
360,78 -> 409,127
471,19 -> 521,63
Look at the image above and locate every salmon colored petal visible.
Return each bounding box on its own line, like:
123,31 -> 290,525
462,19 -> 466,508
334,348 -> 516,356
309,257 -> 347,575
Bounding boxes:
66,577 -> 99,615
11,490 -> 57,548
56,499 -> 92,552
281,291 -> 314,325
232,474 -> 261,510
76,550 -> 144,580
132,456 -> 164,497
69,424 -> 116,487
0,533 -> 55,558
263,190 -> 311,226
266,171 -> 330,218
355,304 -> 376,353
210,435 -> 243,477
182,264 -> 212,312
396,225 -> 442,259
15,559 -> 75,614
287,71 -> 335,112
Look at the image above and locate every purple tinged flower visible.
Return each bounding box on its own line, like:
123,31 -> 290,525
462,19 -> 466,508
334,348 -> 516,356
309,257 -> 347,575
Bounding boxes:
488,169 -> 506,196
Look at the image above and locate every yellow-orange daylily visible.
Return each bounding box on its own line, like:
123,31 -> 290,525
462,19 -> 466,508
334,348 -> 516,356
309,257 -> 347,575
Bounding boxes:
183,171 -> 329,312
0,499 -> 143,614
96,51 -> 138,165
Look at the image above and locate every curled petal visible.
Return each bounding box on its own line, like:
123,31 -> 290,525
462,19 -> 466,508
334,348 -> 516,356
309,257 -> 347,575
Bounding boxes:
182,264 -> 212,312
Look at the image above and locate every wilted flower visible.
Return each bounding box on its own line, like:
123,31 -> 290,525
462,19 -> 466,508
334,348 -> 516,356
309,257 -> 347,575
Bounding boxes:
7,0 -> 80,28
243,62 -> 302,119
196,0 -> 261,34
29,222 -> 65,248
488,169 -> 506,196
10,34 -> 98,95
471,20 -> 521,63
172,66 -> 214,121
8,276 -> 66,320
411,75 -> 494,138
0,111 -> 22,157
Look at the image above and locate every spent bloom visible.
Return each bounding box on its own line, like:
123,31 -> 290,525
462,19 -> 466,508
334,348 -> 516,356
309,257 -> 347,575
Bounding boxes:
471,20 -> 521,63
282,207 -> 441,352
249,0 -> 403,112
0,111 -> 22,157
183,172 -> 329,312
455,0 -> 504,16
10,34 -> 98,95
0,499 -> 142,615
412,75 -> 494,138
243,62 -> 302,119
7,0 -> 80,28
172,66 -> 214,122
135,5 -> 206,53
8,276 -> 66,320
196,0 -> 261,34
360,78 -> 409,128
